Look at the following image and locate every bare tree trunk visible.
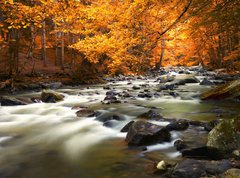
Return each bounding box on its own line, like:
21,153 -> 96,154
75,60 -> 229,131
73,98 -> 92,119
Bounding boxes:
15,29 -> 19,74
29,23 -> 36,74
155,37 -> 165,69
60,32 -> 64,70
217,34 -> 223,67
41,20 -> 47,67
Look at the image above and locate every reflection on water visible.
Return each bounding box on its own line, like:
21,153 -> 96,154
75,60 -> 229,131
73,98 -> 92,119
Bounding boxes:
0,78 -> 239,178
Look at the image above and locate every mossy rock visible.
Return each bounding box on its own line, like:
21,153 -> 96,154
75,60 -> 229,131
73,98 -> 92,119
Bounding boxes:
207,116 -> 240,153
220,168 -> 240,178
201,79 -> 240,100
41,90 -> 64,103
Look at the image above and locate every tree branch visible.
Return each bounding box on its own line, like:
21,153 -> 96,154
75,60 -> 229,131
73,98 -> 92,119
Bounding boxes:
157,0 -> 193,37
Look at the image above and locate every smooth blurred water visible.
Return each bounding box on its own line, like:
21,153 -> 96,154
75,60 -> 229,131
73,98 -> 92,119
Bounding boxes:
0,78 -> 239,178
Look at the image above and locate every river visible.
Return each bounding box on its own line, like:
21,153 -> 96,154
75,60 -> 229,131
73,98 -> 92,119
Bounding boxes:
0,74 -> 239,178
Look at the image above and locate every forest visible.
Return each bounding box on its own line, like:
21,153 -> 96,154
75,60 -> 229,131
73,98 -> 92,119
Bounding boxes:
0,0 -> 239,83
0,1 -> 240,178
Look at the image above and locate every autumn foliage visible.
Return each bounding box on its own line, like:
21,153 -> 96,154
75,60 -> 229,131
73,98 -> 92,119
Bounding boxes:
0,0 -> 239,78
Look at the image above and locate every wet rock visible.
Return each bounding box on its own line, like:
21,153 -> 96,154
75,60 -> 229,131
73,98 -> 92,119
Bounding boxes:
156,160 -> 167,171
121,91 -> 133,98
97,114 -> 125,123
106,90 -> 118,96
40,90 -> 64,103
137,110 -> 163,120
174,75 -> 200,84
189,120 -> 205,127
166,120 -> 189,131
103,120 -> 119,128
120,121 -> 135,132
104,95 -> 117,101
201,79 -> 240,100
172,159 -> 207,178
125,120 -> 171,146
169,91 -> 179,97
103,86 -> 111,90
203,159 -> 231,175
159,84 -> 175,90
132,85 -> 141,90
137,93 -> 153,98
76,109 -> 99,117
0,97 -> 28,106
220,168 -> 240,178
174,139 -> 187,151
182,146 -> 224,160
203,119 -> 221,132
200,78 -> 214,85
207,116 -> 240,153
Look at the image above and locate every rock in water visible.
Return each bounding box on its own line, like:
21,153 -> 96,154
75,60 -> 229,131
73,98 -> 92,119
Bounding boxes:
172,159 -> 231,178
200,78 -> 214,85
125,120 -> 171,146
172,159 -> 206,178
0,97 -> 28,106
220,169 -> 240,178
201,79 -> 240,100
182,146 -> 224,160
76,109 -> 98,117
156,160 -> 167,171
207,116 -> 240,153
41,90 -> 64,103
120,121 -> 135,132
137,110 -> 163,120
166,120 -> 189,131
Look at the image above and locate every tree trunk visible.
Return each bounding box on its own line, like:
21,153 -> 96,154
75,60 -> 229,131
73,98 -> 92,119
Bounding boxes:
41,20 -> 47,67
156,37 -> 165,69
60,32 -> 64,70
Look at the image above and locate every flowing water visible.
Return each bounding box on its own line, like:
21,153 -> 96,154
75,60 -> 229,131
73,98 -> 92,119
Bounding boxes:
0,76 -> 239,178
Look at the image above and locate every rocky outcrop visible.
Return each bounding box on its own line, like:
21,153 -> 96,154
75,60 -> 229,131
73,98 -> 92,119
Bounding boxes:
40,90 -> 64,103
125,120 -> 171,146
201,79 -> 240,100
207,116 -> 240,153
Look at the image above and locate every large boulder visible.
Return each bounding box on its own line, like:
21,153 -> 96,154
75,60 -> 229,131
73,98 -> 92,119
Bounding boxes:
207,116 -> 240,153
0,96 -> 28,106
40,90 -> 64,103
201,79 -> 240,100
125,120 -> 171,146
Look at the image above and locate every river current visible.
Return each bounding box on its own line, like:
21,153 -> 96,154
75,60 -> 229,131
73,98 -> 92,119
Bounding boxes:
0,75 -> 239,178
